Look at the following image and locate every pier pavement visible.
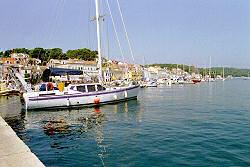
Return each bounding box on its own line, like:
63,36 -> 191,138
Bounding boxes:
0,116 -> 45,167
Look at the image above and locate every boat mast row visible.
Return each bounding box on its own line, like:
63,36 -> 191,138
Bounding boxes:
95,0 -> 103,83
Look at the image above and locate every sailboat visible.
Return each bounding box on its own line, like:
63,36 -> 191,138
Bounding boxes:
22,0 -> 139,110
207,56 -> 215,82
243,73 -> 250,80
222,67 -> 225,81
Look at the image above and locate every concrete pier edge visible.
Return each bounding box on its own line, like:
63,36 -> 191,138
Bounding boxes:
0,116 -> 45,167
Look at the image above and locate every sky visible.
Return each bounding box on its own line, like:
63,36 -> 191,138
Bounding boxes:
0,0 -> 250,68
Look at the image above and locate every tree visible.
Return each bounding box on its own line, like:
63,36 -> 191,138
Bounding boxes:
29,48 -> 47,62
79,48 -> 98,60
46,48 -> 63,60
1,47 -> 98,63
3,50 -> 12,57
66,48 -> 97,60
59,53 -> 68,60
66,49 -> 77,59
13,48 -> 30,54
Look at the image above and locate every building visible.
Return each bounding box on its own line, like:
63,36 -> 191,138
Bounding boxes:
47,59 -> 98,81
0,63 -> 2,80
105,60 -> 143,81
0,58 -> 16,65
103,67 -> 113,82
0,53 -> 42,82
11,53 -> 29,65
143,66 -> 160,80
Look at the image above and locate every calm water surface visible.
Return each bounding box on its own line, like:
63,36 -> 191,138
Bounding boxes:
1,79 -> 250,167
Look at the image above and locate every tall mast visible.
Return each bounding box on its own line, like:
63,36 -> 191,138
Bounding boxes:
209,56 -> 211,77
95,0 -> 103,83
222,67 -> 224,79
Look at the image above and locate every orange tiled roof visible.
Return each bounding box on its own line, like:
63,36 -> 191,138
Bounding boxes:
0,58 -> 16,64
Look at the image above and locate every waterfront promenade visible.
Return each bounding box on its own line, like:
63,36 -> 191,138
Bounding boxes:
0,116 -> 45,167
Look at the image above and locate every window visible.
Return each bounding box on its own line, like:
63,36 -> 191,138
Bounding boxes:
87,85 -> 96,92
70,86 -> 75,90
76,86 -> 86,92
97,85 -> 106,91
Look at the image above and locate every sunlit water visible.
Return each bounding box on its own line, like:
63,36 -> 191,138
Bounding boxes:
1,79 -> 250,167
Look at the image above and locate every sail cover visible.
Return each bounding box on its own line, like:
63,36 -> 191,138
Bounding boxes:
49,68 -> 83,76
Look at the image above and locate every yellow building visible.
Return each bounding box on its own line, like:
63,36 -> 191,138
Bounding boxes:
127,70 -> 143,81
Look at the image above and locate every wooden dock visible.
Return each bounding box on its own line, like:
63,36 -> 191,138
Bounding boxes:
0,116 -> 45,167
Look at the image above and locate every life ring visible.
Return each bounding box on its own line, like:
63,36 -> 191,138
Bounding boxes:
94,96 -> 100,104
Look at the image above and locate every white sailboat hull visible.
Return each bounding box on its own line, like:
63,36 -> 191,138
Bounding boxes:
23,85 -> 139,110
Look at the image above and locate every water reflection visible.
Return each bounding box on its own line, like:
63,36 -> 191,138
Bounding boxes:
3,111 -> 28,141
43,119 -> 71,135
23,107 -> 106,136
2,98 -> 142,166
24,106 -> 108,165
2,99 -> 141,137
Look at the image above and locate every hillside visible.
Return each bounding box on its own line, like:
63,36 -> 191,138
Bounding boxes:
147,64 -> 250,77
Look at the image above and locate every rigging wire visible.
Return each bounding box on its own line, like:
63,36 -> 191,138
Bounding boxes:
87,0 -> 93,50
87,1 -> 91,49
98,0 -> 105,60
35,0 -> 65,61
101,20 -> 107,60
116,0 -> 135,63
106,17 -> 110,60
105,0 -> 126,64
100,0 -> 108,61
46,0 -> 60,46
47,0 -> 66,48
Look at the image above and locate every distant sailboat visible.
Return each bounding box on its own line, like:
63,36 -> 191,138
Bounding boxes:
222,67 -> 225,81
145,80 -> 157,87
191,65 -> 201,84
192,79 -> 201,84
208,56 -> 215,82
243,73 -> 250,80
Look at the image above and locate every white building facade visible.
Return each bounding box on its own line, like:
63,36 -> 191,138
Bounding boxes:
47,59 -> 98,81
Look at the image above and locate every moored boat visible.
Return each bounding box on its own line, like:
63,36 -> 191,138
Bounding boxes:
23,83 -> 139,110
22,0 -> 140,110
146,81 -> 157,87
192,79 -> 201,84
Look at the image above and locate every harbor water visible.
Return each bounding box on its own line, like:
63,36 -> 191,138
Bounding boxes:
1,79 -> 250,166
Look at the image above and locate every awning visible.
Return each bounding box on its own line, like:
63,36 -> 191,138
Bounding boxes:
49,67 -> 83,76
